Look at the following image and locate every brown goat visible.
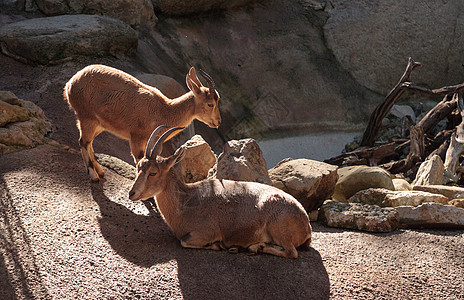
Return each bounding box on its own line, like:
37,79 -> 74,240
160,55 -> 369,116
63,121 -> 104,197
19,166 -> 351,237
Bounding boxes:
129,126 -> 312,258
64,65 -> 221,181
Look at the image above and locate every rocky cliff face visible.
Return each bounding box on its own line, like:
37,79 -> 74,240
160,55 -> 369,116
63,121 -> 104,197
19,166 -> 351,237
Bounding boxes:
0,0 -> 462,151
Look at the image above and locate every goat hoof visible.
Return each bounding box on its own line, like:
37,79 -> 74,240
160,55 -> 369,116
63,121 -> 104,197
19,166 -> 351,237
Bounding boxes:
228,247 -> 239,254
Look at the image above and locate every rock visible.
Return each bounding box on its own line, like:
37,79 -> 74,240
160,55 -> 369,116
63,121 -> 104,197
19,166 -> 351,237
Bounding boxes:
95,153 -> 136,180
0,15 -> 138,65
324,0 -> 464,95
269,158 -> 338,211
449,199 -> 464,209
319,200 -> 399,233
0,91 -> 21,105
213,138 -> 272,185
179,135 -> 217,183
0,93 -> 51,155
34,0 -> 156,27
413,185 -> 464,200
0,100 -> 30,126
349,188 -> 449,207
395,203 -> 464,228
145,0 -> 380,141
389,105 -> 416,123
332,166 -> 394,202
412,155 -> 444,186
392,178 -> 412,191
135,74 -> 186,99
151,0 -> 257,16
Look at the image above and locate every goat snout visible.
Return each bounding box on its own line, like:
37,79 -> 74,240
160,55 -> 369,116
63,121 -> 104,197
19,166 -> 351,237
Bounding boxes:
128,190 -> 137,201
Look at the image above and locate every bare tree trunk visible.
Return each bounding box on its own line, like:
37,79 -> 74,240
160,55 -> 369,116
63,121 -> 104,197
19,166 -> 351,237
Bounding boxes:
443,93 -> 464,182
360,57 -> 421,146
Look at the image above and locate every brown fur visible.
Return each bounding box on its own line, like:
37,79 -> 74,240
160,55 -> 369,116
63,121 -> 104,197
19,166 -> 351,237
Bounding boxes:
129,135 -> 312,259
64,65 -> 221,181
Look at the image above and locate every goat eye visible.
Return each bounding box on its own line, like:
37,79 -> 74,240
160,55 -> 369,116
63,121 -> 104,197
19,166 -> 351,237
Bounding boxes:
149,172 -> 157,177
207,103 -> 214,108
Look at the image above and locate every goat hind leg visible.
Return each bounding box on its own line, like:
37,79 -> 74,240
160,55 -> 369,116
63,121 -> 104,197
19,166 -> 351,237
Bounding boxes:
77,119 -> 104,181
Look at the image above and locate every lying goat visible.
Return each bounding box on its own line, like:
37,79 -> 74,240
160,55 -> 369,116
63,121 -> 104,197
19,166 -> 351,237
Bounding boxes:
129,126 -> 312,258
64,65 -> 221,181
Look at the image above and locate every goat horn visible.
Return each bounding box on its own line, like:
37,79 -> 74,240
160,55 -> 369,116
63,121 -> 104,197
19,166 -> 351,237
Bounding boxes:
198,69 -> 216,93
150,126 -> 185,159
145,125 -> 170,158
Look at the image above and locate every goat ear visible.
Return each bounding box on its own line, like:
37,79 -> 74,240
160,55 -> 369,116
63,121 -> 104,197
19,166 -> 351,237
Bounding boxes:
166,146 -> 185,169
186,67 -> 202,95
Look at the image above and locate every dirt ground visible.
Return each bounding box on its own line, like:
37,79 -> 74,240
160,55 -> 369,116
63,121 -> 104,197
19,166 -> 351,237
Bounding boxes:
1,46 -> 464,299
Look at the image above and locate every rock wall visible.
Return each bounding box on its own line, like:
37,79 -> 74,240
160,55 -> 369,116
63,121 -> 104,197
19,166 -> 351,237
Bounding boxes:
1,0 -> 462,151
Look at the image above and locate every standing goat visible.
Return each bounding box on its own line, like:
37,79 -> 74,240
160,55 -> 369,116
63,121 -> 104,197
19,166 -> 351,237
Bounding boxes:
64,65 -> 221,181
129,126 -> 312,258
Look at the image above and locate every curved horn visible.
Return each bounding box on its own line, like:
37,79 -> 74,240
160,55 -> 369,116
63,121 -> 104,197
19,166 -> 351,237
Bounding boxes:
198,69 -> 216,93
150,126 -> 185,159
145,125 -> 169,158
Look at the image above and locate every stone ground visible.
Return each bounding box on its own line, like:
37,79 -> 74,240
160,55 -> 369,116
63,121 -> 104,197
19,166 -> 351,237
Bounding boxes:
1,144 -> 463,299
0,40 -> 463,300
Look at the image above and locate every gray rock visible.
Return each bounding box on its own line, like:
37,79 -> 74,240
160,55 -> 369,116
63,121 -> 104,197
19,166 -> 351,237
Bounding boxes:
34,0 -> 156,27
0,15 -> 138,65
324,0 -> 464,95
213,138 -> 272,185
269,158 -> 338,211
319,200 -> 399,233
395,203 -> 464,228
151,0 -> 257,16
144,0 -> 379,142
332,166 -> 394,202
349,188 -> 449,207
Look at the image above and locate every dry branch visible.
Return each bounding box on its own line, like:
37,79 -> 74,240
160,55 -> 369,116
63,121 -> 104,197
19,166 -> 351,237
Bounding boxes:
360,57 -> 421,146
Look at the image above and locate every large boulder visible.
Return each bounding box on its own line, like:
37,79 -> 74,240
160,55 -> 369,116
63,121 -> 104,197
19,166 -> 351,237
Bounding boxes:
411,155 -> 444,186
319,200 -> 399,233
151,0 -> 257,16
395,203 -> 464,228
324,0 -> 464,95
0,92 -> 51,155
413,185 -> 464,200
142,0 -> 380,143
212,138 -> 272,185
349,188 -> 449,207
33,0 -> 156,27
269,158 -> 338,211
332,166 -> 394,202
179,135 -> 217,183
0,15 -> 138,65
